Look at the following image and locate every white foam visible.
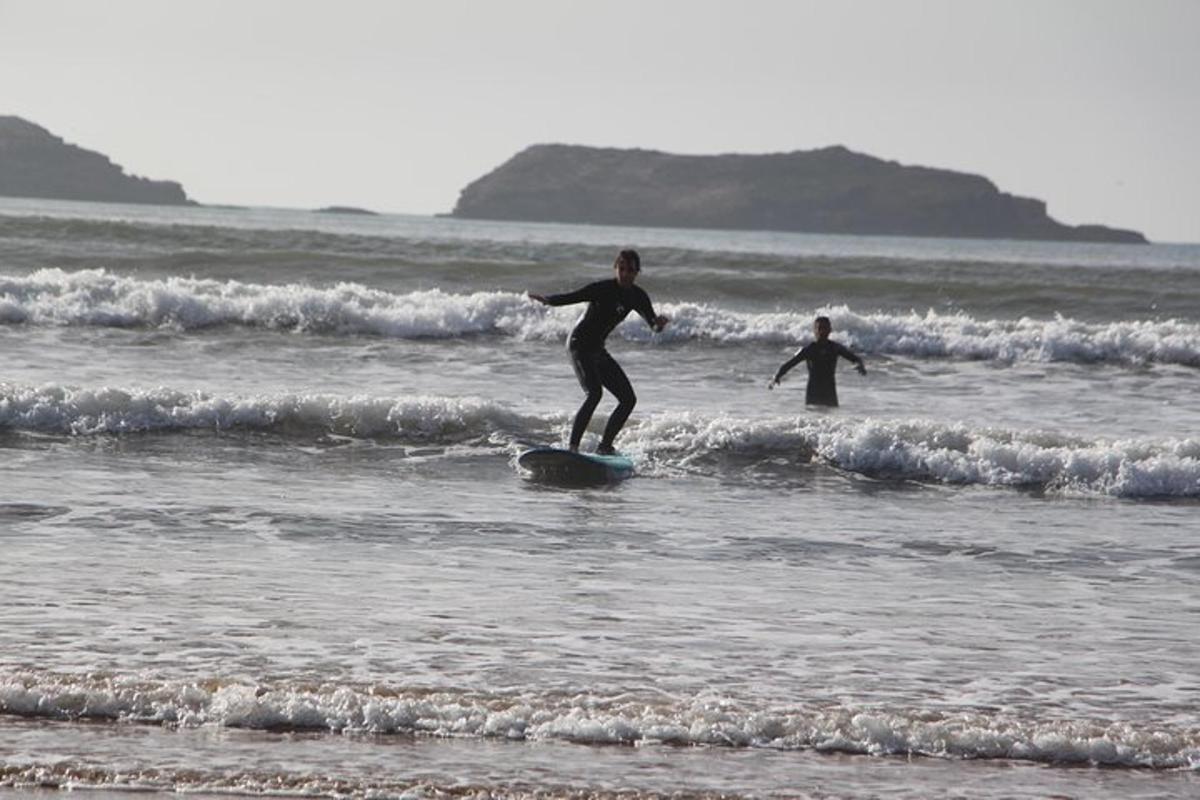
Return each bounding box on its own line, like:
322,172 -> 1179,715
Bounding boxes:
655,304 -> 1200,366
0,383 -> 536,439
624,412 -> 1200,498
1,671 -> 1197,768
2,382 -> 1197,497
0,267 -> 555,337
4,269 -> 1200,365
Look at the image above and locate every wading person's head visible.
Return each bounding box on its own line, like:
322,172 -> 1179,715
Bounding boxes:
814,316 -> 832,340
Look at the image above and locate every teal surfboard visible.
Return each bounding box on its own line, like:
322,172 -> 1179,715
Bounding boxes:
517,447 -> 635,484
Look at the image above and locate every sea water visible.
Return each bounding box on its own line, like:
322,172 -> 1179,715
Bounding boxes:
1,196 -> 1199,799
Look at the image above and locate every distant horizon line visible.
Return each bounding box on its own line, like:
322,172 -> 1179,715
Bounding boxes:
3,193 -> 1198,246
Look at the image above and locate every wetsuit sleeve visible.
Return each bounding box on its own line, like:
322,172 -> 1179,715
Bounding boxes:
544,281 -> 603,307
634,287 -> 658,327
774,344 -> 811,381
835,342 -> 863,364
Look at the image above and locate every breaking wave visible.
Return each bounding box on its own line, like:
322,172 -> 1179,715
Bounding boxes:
0,383 -> 543,441
3,269 -> 1200,365
1,670 -> 1197,770
626,412 -> 1200,499
1,384 -> 1197,498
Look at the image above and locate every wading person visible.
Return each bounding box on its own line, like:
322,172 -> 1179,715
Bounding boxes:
528,249 -> 669,453
769,316 -> 865,406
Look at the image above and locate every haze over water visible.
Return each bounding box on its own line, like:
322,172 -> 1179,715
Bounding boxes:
2,197 -> 1199,799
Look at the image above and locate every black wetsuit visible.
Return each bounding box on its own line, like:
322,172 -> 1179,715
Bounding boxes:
543,279 -> 660,450
776,339 -> 862,406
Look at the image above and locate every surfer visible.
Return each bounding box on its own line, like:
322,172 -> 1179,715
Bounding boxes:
769,316 -> 866,406
528,249 -> 669,454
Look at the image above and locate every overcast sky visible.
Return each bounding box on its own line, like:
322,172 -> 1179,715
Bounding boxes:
2,0 -> 1197,242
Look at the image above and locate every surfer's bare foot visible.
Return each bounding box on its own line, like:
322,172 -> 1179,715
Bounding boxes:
595,443 -> 615,455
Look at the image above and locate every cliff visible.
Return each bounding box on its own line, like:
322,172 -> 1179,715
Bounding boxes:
0,116 -> 191,205
451,144 -> 1146,244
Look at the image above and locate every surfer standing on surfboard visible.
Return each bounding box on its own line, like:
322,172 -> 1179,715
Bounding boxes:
528,249 -> 669,454
769,316 -> 866,406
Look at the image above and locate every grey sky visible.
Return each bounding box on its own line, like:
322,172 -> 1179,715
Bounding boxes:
2,0 -> 1197,241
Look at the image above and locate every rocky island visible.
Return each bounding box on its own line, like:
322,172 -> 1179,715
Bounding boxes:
0,116 -> 191,205
451,144 -> 1146,244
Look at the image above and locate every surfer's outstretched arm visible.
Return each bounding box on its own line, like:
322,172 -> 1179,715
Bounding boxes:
529,285 -> 600,307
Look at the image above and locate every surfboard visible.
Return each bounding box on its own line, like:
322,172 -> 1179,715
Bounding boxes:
517,447 -> 635,484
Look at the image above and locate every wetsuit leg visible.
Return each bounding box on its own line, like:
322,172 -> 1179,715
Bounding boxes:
596,351 -> 636,450
569,348 -> 604,450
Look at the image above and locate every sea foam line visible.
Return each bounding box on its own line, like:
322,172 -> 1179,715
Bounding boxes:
1,671 -> 1197,769
2,384 -> 1197,498
0,268 -> 546,338
0,383 -> 541,439
626,412 -> 1200,499
3,268 -> 1200,365
0,763 -> 712,800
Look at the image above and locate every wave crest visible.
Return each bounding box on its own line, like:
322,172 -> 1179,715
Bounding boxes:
629,412 -> 1200,498
4,269 -> 1200,365
0,383 -> 538,440
3,384 -> 1197,498
2,670 -> 1197,769
0,268 -> 554,338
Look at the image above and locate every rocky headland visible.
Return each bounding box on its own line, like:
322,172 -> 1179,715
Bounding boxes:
0,116 -> 191,205
451,144 -> 1146,244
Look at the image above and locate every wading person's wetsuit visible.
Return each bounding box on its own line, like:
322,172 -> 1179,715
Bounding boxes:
541,280 -> 662,452
774,338 -> 865,407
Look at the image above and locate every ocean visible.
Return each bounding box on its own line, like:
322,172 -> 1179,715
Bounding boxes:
1,196 -> 1198,799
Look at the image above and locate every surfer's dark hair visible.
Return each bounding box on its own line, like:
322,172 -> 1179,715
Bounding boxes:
616,249 -> 641,273
815,316 -> 832,328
